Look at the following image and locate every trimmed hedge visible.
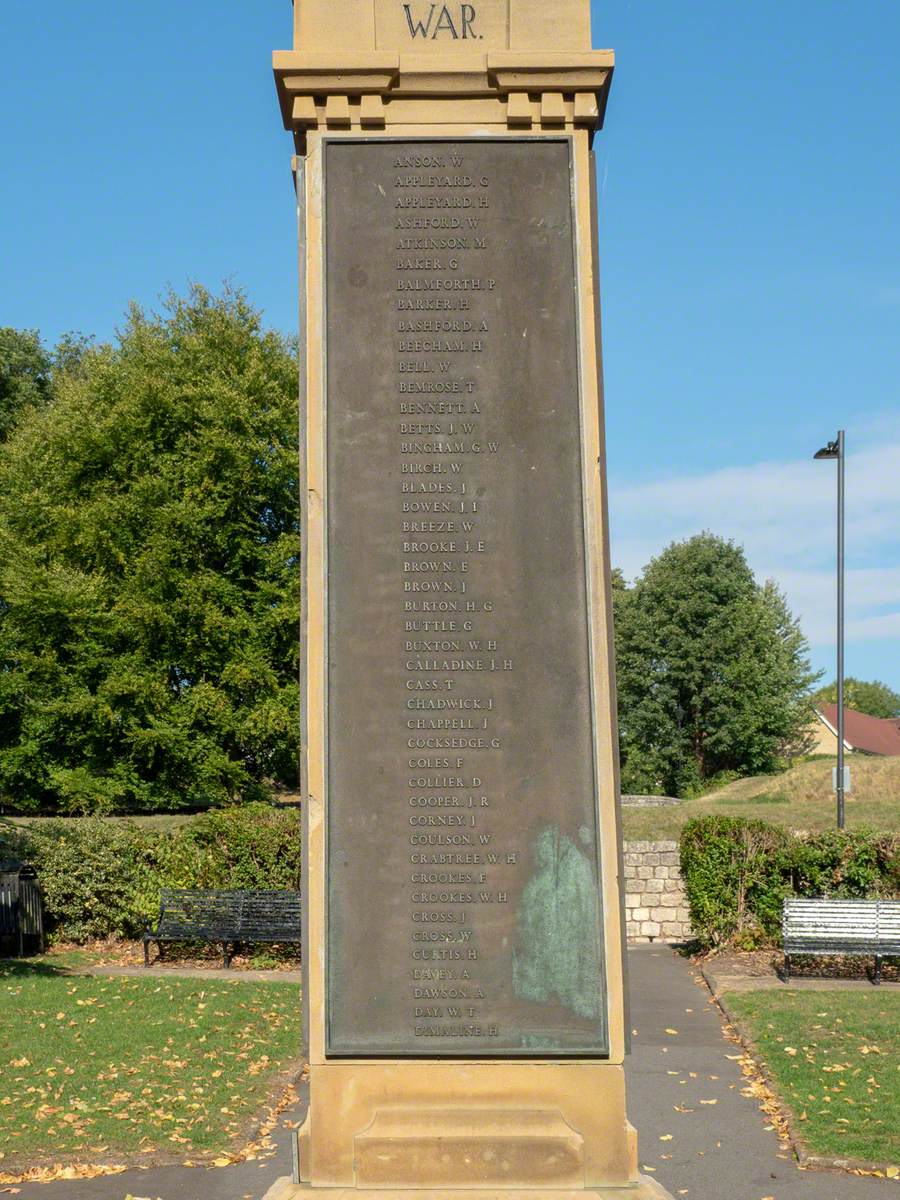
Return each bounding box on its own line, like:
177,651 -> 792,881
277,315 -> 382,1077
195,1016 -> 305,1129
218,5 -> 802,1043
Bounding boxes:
0,804 -> 301,942
680,816 -> 900,949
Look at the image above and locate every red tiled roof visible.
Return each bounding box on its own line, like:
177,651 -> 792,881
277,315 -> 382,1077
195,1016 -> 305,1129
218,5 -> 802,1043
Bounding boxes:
818,703 -> 900,756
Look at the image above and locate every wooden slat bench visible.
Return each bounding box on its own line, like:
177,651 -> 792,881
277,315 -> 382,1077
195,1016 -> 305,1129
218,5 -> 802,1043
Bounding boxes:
144,888 -> 301,968
782,898 -> 900,985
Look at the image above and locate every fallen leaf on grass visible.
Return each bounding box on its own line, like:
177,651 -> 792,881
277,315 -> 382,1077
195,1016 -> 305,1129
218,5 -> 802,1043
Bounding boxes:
0,1164 -> 127,1186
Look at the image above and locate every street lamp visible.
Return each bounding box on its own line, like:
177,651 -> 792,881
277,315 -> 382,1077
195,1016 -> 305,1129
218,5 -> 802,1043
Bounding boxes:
814,431 -> 845,829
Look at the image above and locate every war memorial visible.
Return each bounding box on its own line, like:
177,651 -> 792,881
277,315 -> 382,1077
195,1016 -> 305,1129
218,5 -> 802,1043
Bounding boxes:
268,1 -> 673,1196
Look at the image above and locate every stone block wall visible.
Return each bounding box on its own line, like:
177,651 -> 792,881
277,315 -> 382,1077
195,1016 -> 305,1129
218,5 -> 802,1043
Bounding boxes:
622,840 -> 692,943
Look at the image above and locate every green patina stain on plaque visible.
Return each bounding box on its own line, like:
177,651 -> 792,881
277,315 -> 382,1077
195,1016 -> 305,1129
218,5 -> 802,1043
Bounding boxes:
512,825 -> 602,1021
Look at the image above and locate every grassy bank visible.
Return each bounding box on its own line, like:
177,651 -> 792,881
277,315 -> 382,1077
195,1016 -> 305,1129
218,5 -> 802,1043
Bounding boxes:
622,755 -> 900,840
0,965 -> 301,1163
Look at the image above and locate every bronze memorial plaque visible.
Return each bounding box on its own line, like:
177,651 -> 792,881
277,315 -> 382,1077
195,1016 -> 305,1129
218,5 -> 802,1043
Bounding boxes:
325,138 -> 608,1057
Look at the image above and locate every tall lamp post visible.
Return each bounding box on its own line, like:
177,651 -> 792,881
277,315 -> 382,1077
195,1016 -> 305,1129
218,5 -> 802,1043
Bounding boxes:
814,431 -> 845,829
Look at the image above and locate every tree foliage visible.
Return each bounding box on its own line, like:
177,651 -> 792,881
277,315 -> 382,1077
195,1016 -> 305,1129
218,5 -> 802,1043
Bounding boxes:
0,286 -> 299,813
812,677 -> 900,720
614,533 -> 819,797
0,328 -> 92,444
0,328 -> 53,442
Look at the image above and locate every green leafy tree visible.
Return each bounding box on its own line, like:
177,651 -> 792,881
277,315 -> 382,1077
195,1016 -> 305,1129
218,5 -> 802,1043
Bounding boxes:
0,328 -> 53,441
0,285 -> 299,813
614,533 -> 819,797
0,328 -> 93,443
812,677 -> 900,720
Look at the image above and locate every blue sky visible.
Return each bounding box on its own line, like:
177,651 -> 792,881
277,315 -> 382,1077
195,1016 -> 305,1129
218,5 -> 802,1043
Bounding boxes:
2,1 -> 898,691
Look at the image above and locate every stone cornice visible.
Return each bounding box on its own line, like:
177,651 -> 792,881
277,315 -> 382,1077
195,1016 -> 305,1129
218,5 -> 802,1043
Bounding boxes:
273,48 -> 613,135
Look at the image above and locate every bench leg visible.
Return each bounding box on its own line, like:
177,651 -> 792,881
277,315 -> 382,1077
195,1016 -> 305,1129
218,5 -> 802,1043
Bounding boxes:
784,953 -> 791,981
223,942 -> 233,969
143,937 -> 150,967
874,956 -> 882,986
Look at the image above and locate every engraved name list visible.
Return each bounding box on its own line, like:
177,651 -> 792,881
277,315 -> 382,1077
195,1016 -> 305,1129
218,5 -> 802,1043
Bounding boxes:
325,139 -> 609,1058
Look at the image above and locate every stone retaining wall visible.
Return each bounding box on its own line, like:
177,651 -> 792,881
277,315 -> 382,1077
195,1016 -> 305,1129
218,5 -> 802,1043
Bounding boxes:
623,839 -> 692,943
620,794 -> 681,807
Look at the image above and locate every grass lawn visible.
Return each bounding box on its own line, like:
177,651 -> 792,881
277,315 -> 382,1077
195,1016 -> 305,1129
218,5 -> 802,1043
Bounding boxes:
622,754 -> 900,840
0,963 -> 301,1163
725,988 -> 900,1166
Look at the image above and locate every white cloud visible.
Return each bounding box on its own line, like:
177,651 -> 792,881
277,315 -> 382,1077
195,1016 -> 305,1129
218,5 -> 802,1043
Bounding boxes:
608,439 -> 900,661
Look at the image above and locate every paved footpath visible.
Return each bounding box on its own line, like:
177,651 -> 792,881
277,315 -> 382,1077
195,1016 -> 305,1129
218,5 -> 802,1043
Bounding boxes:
625,945 -> 897,1200
8,946 -> 896,1199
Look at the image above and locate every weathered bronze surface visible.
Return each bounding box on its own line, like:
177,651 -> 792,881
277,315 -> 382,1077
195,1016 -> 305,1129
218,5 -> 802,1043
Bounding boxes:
325,139 -> 607,1057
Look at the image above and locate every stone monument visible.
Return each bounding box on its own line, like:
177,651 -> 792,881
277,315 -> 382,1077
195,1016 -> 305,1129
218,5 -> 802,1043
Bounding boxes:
268,2 -> 672,1197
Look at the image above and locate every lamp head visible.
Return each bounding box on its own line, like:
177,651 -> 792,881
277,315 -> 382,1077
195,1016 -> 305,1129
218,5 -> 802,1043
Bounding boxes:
814,440 -> 840,460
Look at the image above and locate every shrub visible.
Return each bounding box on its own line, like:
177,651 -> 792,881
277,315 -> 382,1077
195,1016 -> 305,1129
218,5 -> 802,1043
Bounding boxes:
680,816 -> 900,949
176,804 -> 302,890
788,829 -> 892,899
23,817 -> 154,940
17,804 -> 301,942
680,816 -> 793,947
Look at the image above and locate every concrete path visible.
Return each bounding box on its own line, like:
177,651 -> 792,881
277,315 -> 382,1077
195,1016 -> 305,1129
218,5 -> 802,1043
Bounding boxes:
625,945 -> 896,1199
2,1098 -> 303,1200
702,963 -> 894,995
7,947 -> 896,1199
